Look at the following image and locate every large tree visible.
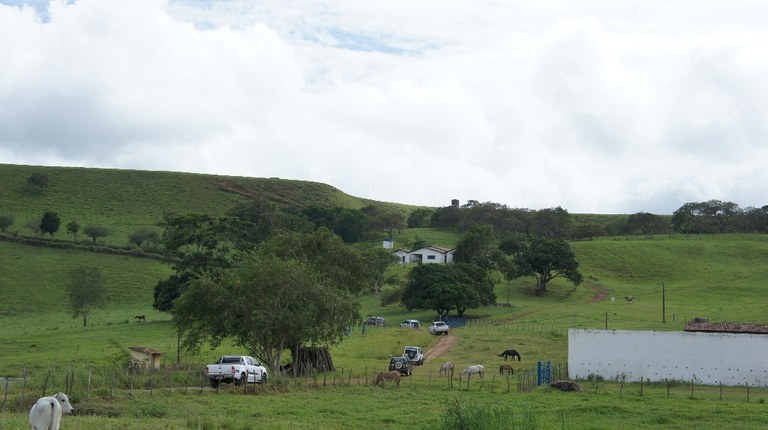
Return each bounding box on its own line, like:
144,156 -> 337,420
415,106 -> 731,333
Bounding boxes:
67,265 -> 108,327
39,211 -> 60,238
401,263 -> 495,317
172,228 -> 369,373
625,212 -> 668,236
502,236 -> 582,296
453,224 -> 502,271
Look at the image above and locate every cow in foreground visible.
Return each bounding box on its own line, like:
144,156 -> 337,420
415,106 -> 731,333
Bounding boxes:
374,371 -> 401,388
29,392 -> 73,430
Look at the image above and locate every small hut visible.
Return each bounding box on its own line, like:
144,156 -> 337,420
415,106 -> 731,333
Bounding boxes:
128,346 -> 163,370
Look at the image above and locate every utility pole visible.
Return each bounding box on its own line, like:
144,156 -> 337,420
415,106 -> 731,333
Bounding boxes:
662,282 -> 666,324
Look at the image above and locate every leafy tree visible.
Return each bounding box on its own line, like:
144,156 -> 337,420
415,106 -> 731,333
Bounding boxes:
302,206 -> 368,243
429,205 -> 463,229
531,207 -> 571,238
67,265 -> 108,327
361,206 -> 406,240
0,215 -> 14,233
742,206 -> 768,233
672,200 -> 741,234
625,212 -> 668,236
173,230 -> 366,372
357,245 -> 398,293
27,173 -> 49,189
128,228 -> 160,248
83,225 -> 110,244
502,236 -> 582,296
66,220 -> 80,241
407,208 -> 434,228
401,263 -> 495,317
39,211 -> 60,238
453,224 -> 502,271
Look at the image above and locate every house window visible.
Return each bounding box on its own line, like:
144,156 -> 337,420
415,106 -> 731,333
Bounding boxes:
427,255 -> 436,260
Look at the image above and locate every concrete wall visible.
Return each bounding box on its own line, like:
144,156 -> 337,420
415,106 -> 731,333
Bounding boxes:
568,329 -> 768,386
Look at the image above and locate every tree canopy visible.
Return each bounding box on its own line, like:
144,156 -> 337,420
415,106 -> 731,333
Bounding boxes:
67,265 -> 108,327
501,236 -> 582,296
172,229 -> 369,371
401,263 -> 496,317
39,210 -> 60,238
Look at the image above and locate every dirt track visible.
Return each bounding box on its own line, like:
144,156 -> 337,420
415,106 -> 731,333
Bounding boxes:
423,335 -> 457,363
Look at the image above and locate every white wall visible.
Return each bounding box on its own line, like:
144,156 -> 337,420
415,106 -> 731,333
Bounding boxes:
568,329 -> 768,386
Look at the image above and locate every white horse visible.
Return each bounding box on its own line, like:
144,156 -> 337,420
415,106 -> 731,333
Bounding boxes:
459,364 -> 484,382
439,361 -> 454,377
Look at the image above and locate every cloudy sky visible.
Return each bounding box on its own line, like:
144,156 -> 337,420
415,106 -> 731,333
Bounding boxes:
1,0 -> 766,214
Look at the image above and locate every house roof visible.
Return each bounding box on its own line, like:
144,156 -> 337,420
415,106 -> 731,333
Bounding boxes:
684,322 -> 768,334
413,245 -> 455,254
129,346 -> 164,356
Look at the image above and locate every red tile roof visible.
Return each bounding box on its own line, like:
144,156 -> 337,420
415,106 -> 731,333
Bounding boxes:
684,322 -> 768,334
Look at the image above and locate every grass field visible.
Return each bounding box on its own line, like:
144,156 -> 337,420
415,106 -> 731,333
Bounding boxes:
0,164 -> 415,247
3,164 -> 768,428
3,234 -> 768,428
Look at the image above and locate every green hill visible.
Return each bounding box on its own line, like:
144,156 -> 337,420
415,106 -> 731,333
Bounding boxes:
0,163 -> 412,246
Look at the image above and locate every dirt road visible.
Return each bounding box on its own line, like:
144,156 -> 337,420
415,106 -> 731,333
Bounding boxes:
423,335 -> 458,363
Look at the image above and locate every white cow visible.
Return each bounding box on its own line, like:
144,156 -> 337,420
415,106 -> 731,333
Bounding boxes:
29,392 -> 73,430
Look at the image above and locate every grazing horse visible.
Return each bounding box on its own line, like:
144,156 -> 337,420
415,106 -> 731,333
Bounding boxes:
499,364 -> 514,375
134,315 -> 146,322
439,361 -> 454,377
374,371 -> 401,388
498,349 -> 522,361
459,365 -> 484,383
624,295 -> 634,304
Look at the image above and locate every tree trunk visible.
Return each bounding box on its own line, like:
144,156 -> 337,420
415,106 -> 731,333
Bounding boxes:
292,347 -> 334,376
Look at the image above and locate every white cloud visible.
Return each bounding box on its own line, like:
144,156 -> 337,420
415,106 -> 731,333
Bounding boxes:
1,0 -> 767,213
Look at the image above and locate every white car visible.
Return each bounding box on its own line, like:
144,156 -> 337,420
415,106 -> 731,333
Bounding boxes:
428,321 -> 450,335
400,319 -> 420,329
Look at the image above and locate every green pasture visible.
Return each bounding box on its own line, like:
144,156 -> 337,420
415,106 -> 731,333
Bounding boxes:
3,230 -> 768,428
0,164 -> 415,247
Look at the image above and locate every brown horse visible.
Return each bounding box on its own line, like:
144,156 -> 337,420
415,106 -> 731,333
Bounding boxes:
498,349 -> 521,361
499,364 -> 514,375
374,371 -> 401,388
134,315 -> 146,322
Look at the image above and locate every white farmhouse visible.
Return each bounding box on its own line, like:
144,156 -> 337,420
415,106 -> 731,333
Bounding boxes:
394,245 -> 455,264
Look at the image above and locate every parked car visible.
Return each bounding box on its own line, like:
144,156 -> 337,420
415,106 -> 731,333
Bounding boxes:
428,321 -> 450,335
205,355 -> 268,388
364,316 -> 386,326
400,319 -> 420,329
403,346 -> 424,365
388,356 -> 413,376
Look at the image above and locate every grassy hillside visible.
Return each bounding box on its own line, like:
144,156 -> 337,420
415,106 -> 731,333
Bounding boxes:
0,164 -> 411,247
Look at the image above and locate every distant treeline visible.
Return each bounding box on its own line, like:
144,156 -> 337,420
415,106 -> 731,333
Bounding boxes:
407,199 -> 768,240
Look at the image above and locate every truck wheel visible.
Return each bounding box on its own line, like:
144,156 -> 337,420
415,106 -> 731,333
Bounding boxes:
209,379 -> 219,389
236,373 -> 247,386
260,374 -> 267,385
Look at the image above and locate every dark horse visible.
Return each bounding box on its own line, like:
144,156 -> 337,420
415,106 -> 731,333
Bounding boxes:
498,349 -> 522,361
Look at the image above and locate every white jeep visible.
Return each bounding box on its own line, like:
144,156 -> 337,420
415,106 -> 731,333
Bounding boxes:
403,346 -> 424,365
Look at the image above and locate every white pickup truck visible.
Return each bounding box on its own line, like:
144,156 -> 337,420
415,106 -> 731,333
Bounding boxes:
206,355 -> 268,388
428,321 -> 450,335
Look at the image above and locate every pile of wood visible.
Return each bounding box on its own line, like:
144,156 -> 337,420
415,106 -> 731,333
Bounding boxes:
291,347 -> 334,376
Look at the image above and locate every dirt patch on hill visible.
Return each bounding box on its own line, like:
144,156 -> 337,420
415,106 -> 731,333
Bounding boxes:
589,282 -> 610,302
423,335 -> 458,363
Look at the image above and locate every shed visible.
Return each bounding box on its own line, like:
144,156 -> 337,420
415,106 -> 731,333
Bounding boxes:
128,346 -> 163,369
